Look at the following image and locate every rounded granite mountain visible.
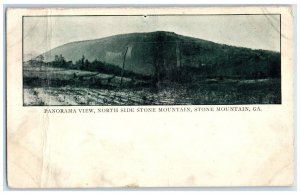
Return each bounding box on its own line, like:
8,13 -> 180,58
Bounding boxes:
42,31 -> 280,79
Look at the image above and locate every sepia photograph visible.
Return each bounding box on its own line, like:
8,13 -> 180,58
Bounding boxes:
23,14 -> 281,106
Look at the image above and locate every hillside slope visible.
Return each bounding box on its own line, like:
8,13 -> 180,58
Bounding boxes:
41,31 -> 280,80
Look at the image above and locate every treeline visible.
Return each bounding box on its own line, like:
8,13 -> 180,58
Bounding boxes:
145,32 -> 281,82
179,41 -> 281,79
30,54 -> 150,80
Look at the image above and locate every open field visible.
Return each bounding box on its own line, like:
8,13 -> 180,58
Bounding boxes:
24,70 -> 281,106
23,66 -> 138,89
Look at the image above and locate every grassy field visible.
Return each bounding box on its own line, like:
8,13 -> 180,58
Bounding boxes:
23,68 -> 281,106
23,64 -> 281,105
185,79 -> 281,104
23,66 -> 137,89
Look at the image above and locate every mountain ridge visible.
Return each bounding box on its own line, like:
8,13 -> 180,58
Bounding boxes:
44,31 -> 278,56
38,31 -> 280,79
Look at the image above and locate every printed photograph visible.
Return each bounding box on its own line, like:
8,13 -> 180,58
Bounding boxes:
23,15 -> 281,106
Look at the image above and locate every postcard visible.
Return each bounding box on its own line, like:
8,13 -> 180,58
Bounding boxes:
6,6 -> 295,188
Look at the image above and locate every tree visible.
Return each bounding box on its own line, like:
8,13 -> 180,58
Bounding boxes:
84,59 -> 90,70
75,55 -> 86,70
35,55 -> 44,63
53,54 -> 67,67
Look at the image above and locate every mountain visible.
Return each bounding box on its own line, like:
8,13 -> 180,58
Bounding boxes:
41,31 -> 280,80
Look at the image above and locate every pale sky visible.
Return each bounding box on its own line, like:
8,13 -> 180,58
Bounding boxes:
23,15 -> 280,60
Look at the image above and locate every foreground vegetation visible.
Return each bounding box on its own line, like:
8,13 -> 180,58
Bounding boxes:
23,55 -> 281,105
24,77 -> 281,106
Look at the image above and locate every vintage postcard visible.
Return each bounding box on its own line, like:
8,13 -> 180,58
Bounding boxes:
6,6 -> 294,188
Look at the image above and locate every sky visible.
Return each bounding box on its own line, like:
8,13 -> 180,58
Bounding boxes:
23,15 -> 280,60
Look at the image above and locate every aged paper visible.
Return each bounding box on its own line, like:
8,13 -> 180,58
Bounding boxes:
6,6 -> 294,188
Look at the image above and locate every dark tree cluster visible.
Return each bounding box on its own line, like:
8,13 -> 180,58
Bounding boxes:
35,54 -> 150,81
